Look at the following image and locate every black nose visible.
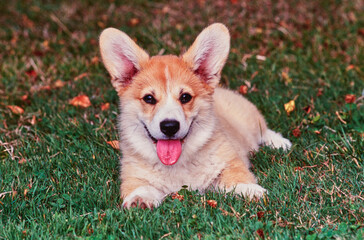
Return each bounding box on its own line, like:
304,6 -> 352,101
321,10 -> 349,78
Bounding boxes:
160,120 -> 180,137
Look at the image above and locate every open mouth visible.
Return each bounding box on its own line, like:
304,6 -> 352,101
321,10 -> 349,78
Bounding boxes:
142,121 -> 194,166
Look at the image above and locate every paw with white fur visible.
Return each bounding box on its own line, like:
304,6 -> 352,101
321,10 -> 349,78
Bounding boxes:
263,129 -> 292,150
122,186 -> 165,209
227,183 -> 267,200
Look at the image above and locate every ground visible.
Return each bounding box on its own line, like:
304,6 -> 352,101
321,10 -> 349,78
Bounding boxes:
0,0 -> 363,239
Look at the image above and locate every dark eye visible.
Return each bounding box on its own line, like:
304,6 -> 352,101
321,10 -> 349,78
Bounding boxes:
143,94 -> 157,105
179,93 -> 192,104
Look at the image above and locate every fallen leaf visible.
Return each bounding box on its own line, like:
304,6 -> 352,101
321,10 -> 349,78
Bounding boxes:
294,167 -> 304,171
74,73 -> 88,81
40,85 -> 51,91
344,94 -> 356,103
107,140 -> 119,149
207,200 -> 217,208
91,56 -> 99,64
303,106 -> 311,114
256,229 -> 265,239
53,79 -> 66,88
24,188 -> 29,197
7,105 -> 24,115
317,88 -> 324,97
30,115 -> 36,125
284,100 -> 295,115
171,193 -> 184,201
346,65 -> 355,71
250,71 -> 259,80
292,128 -> 301,137
257,211 -> 265,219
282,71 -> 292,84
21,95 -> 28,101
18,158 -> 27,164
128,18 -> 140,26
25,69 -> 37,78
101,103 -> 110,111
239,85 -> 248,95
69,95 -> 91,108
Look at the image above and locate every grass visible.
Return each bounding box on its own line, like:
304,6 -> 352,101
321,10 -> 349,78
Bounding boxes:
0,0 -> 363,239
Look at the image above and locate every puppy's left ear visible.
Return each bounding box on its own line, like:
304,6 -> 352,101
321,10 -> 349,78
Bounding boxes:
182,23 -> 230,88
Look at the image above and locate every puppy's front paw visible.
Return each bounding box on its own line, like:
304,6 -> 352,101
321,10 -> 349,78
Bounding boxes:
228,183 -> 267,200
263,129 -> 292,150
122,186 -> 165,209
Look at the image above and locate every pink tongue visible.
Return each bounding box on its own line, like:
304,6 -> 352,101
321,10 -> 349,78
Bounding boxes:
156,140 -> 182,165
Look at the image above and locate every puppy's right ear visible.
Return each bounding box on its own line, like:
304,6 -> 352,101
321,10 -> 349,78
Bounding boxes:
99,28 -> 149,93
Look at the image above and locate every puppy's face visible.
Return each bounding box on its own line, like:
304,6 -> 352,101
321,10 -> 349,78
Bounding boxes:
99,23 -> 230,165
121,56 -> 213,165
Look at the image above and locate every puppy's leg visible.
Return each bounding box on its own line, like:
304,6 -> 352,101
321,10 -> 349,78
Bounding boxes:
217,158 -> 266,200
262,129 -> 292,150
121,179 -> 165,209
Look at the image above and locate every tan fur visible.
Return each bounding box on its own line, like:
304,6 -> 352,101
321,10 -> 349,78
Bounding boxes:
99,23 -> 291,209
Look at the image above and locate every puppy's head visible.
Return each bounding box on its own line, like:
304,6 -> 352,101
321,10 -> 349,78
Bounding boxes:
99,23 -> 230,166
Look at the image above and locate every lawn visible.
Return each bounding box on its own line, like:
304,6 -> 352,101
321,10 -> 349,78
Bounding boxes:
0,0 -> 363,239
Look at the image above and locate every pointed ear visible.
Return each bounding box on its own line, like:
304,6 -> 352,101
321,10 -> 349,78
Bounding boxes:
182,23 -> 230,88
99,28 -> 149,92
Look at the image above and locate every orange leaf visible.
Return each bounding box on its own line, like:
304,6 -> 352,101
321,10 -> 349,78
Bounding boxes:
18,158 -> 27,164
30,115 -> 37,125
303,106 -> 311,114
128,18 -> 140,26
344,94 -> 356,104
171,193 -> 184,201
284,100 -> 295,115
239,85 -> 248,95
7,105 -> 24,115
69,95 -> 91,108
91,56 -> 99,64
250,71 -> 259,80
74,73 -> 88,81
107,140 -> 119,149
21,95 -> 28,101
346,65 -> 355,71
101,103 -> 110,111
207,200 -> 217,208
53,79 -> 66,88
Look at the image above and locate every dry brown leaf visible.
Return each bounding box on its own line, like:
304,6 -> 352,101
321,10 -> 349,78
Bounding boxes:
7,105 -> 24,115
284,100 -> 295,115
292,128 -> 301,137
282,71 -> 292,84
107,140 -> 119,149
69,95 -> 91,108
53,79 -> 66,88
74,73 -> 88,81
101,103 -> 110,111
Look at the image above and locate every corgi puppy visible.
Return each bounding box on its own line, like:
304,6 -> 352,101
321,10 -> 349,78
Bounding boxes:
99,23 -> 291,209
